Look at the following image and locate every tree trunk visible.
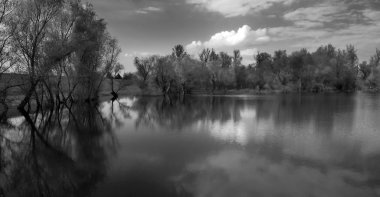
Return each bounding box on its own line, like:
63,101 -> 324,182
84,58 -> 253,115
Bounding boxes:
18,80 -> 39,111
111,78 -> 118,100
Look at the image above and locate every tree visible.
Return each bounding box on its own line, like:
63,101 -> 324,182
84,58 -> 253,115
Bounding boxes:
134,56 -> 156,87
289,49 -> 313,90
346,45 -> 358,69
232,50 -> 242,67
10,0 -> 76,109
359,61 -> 371,80
154,56 -> 179,95
273,50 -> 289,85
209,49 -> 219,61
102,35 -> 122,96
171,46 -> 188,95
207,58 -> 235,90
71,2 -> 109,101
219,52 -> 232,68
199,48 -> 211,64
181,56 -> 211,92
232,50 -> 246,89
0,0 -> 15,75
254,52 -> 274,89
172,44 -> 186,59
0,0 -> 16,117
366,49 -> 380,89
370,49 -> 380,68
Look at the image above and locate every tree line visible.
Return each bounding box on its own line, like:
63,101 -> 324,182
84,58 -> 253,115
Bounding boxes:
134,44 -> 380,95
0,0 -> 123,115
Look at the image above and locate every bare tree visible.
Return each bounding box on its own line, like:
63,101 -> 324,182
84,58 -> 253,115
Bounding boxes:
0,0 -> 16,121
102,35 -> 122,97
9,0 -> 66,110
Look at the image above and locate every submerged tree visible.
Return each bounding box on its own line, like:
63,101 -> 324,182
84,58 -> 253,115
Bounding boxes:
10,0 -> 68,109
103,34 -> 122,97
5,0 -> 122,111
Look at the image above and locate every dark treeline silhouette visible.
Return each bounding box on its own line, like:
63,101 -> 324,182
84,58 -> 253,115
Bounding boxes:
134,44 -> 380,95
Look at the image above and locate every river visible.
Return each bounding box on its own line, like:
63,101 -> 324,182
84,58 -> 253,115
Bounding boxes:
2,93 -> 380,197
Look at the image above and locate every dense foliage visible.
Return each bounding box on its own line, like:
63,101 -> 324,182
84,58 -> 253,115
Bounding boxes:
135,44 -> 380,95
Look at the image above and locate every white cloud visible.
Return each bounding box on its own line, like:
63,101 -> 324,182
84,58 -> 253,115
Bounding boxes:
240,48 -> 258,56
186,25 -> 270,60
135,6 -> 162,14
240,48 -> 258,65
186,41 -> 204,55
186,0 -> 296,17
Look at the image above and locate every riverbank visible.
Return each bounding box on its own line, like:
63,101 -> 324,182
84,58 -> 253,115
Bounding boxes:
2,77 -> 379,105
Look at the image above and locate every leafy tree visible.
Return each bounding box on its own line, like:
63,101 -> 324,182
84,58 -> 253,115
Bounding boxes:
366,49 -> 380,89
134,56 -> 156,87
199,48 -> 211,63
254,52 -> 274,89
289,49 -> 315,90
232,50 -> 242,67
71,3 -> 109,101
207,58 -> 235,90
172,44 -> 186,59
181,56 -> 211,92
359,61 -> 371,80
219,52 -> 232,68
154,56 -> 179,95
209,49 -> 219,61
273,50 -> 289,85
370,49 -> 380,68
232,50 -> 246,89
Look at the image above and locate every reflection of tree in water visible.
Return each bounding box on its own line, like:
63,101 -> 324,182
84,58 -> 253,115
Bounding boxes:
0,103 -> 116,197
253,94 -> 356,135
131,94 -> 356,136
133,96 -> 245,130
130,95 -> 380,190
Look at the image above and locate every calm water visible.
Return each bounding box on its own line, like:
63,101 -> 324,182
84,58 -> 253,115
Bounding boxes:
1,93 -> 380,197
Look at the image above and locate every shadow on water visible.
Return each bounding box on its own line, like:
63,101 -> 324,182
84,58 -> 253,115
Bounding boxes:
0,102 -> 117,197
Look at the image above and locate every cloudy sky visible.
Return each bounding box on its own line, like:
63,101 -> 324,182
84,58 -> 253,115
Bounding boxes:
89,0 -> 380,72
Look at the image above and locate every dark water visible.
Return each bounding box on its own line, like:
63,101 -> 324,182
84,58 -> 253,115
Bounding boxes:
1,93 -> 380,197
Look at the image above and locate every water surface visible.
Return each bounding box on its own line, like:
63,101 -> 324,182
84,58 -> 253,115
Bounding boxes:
2,93 -> 380,197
